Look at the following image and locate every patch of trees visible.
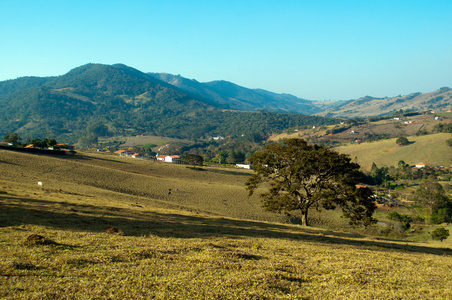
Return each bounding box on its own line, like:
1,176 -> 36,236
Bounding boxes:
30,138 -> 57,149
364,160 -> 451,187
414,179 -> 452,224
3,133 -> 21,145
131,145 -> 156,157
435,123 -> 452,133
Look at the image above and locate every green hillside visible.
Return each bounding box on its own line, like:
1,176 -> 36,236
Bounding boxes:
0,64 -> 336,143
336,133 -> 452,170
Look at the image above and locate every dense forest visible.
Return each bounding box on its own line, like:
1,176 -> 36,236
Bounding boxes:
0,64 -> 338,143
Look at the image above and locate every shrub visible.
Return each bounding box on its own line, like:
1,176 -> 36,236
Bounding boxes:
387,211 -> 413,223
396,136 -> 410,146
431,227 -> 450,242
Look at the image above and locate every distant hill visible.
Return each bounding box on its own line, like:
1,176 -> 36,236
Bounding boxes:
316,88 -> 452,118
336,133 -> 452,171
0,64 -> 336,142
149,73 -> 321,114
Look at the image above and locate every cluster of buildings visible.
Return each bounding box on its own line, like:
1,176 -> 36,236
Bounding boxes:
113,150 -> 184,163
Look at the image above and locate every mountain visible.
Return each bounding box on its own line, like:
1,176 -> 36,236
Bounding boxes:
149,73 -> 321,114
315,88 -> 452,118
0,64 -> 336,142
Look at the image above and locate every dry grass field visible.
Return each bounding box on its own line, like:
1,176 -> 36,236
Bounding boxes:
1,149 -> 452,299
336,133 -> 452,170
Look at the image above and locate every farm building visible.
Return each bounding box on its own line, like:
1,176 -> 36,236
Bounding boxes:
156,155 -> 183,163
415,162 -> 427,168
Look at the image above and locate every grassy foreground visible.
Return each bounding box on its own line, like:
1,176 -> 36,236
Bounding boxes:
1,150 -> 452,299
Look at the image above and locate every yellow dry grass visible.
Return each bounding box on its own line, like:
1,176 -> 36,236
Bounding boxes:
1,149 -> 452,299
336,133 -> 452,170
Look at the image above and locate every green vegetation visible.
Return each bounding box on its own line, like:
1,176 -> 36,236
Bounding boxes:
396,136 -> 410,146
414,179 -> 452,224
246,139 -> 376,226
431,227 -> 450,242
0,64 -> 337,143
3,132 -> 21,145
184,153 -> 204,168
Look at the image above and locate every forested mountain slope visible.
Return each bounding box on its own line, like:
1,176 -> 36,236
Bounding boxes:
149,72 -> 321,114
0,64 -> 336,142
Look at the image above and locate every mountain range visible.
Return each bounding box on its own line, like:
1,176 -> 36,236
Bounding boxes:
0,63 -> 450,143
0,64 -> 334,142
148,73 -> 451,117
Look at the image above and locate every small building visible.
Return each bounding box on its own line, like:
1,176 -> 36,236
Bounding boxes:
156,155 -> 183,163
236,164 -> 252,169
415,162 -> 427,168
156,155 -> 166,161
165,155 -> 183,163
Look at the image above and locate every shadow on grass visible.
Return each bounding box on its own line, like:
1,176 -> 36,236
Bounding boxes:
1,193 -> 451,256
205,168 -> 251,177
57,153 -> 128,164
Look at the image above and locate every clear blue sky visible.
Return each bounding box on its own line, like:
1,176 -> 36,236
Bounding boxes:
1,1 -> 451,100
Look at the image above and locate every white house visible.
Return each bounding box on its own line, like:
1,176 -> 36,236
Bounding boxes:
156,155 -> 183,163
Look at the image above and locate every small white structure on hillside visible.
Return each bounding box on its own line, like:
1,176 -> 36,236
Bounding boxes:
156,155 -> 183,163
236,164 -> 252,169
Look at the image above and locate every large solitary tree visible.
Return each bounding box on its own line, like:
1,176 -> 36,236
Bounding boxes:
184,154 -> 204,168
246,139 -> 376,226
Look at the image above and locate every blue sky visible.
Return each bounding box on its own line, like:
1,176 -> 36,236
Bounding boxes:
1,1 -> 451,100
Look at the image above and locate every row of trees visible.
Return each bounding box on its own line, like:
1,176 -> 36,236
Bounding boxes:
3,133 -> 58,149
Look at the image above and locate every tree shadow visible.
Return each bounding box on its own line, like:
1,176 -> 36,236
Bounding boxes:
206,168 -> 251,177
56,153 -> 128,164
1,192 -> 450,256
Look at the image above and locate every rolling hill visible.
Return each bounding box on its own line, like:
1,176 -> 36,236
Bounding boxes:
316,87 -> 452,118
1,148 -> 452,298
0,64 -> 336,142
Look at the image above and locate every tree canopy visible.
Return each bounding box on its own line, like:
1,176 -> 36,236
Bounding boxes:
184,154 -> 204,168
246,138 -> 376,226
414,178 -> 452,224
3,133 -> 21,144
396,136 -> 410,146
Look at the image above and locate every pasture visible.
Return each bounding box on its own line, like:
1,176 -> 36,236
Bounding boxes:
1,149 -> 452,299
336,133 -> 452,170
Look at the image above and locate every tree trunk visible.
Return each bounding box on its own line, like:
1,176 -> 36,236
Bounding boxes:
301,209 -> 309,226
